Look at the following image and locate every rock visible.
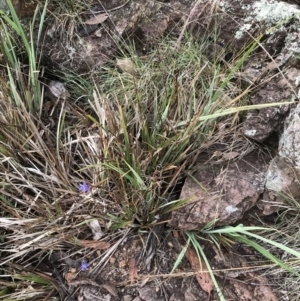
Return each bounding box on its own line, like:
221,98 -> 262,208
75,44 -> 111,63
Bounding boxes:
234,0 -> 300,142
46,80 -> 70,101
201,0 -> 300,142
170,153 -> 270,230
41,0 -> 191,74
218,0 -> 300,52
241,36 -> 300,142
279,102 -> 300,169
257,103 -> 300,215
122,295 -> 133,301
241,83 -> 291,143
257,156 -> 300,215
139,285 -> 163,301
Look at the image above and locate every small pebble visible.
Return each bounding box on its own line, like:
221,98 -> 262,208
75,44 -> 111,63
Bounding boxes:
122,295 -> 132,301
119,260 -> 126,268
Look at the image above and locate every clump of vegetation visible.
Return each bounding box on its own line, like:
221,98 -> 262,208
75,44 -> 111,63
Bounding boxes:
0,1 -> 299,300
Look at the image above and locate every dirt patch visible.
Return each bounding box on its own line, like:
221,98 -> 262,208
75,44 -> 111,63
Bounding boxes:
47,230 -> 284,301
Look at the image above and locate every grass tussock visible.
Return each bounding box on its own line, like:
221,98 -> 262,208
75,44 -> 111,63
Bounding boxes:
78,36 -> 254,229
0,1 -> 299,300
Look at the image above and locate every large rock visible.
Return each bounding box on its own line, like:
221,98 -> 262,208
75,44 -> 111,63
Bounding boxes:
191,0 -> 300,143
41,0 -> 191,74
241,37 -> 300,142
257,156 -> 300,214
256,102 -> 300,215
279,102 -> 300,168
170,153 -> 270,230
217,0 -> 300,142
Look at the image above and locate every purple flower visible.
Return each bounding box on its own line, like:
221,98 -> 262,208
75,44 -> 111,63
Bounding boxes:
80,261 -> 89,271
79,181 -> 90,193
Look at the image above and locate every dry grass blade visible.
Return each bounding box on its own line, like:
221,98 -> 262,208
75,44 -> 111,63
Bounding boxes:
174,0 -> 207,52
79,240 -> 111,249
84,13 -> 108,25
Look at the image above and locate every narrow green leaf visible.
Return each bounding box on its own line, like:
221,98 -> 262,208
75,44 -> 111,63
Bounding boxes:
187,232 -> 226,301
123,160 -> 146,190
119,105 -> 131,164
232,234 -> 300,277
171,237 -> 190,273
12,274 -> 51,285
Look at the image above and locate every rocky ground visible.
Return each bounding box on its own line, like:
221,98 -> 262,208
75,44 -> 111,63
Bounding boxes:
3,0 -> 300,300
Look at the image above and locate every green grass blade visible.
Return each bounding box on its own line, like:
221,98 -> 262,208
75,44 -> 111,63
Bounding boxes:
12,274 -> 51,285
119,105 -> 131,164
238,229 -> 300,259
171,237 -> 190,273
37,0 -> 48,44
211,37 -> 260,102
123,160 -> 146,190
188,232 -> 226,301
232,234 -> 300,277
